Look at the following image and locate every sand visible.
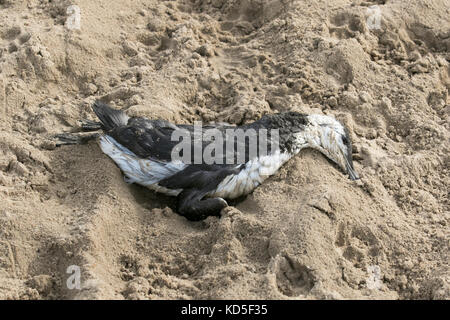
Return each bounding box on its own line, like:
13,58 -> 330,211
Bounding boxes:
0,0 -> 448,300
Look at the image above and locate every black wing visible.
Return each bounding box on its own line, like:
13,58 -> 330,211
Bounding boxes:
158,163 -> 241,191
93,101 -> 280,164
108,117 -> 182,161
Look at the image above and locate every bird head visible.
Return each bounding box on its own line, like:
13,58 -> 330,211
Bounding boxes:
295,114 -> 359,180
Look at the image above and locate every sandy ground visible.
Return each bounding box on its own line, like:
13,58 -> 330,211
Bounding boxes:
0,0 -> 448,300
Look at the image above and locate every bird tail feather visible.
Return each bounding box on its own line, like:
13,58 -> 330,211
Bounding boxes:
92,100 -> 129,131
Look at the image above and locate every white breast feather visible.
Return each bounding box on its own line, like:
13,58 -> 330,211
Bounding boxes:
99,135 -> 185,196
211,151 -> 292,199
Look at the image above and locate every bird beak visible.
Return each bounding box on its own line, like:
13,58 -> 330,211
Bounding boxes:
346,158 -> 360,180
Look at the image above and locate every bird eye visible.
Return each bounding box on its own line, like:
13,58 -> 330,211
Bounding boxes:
342,136 -> 348,144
